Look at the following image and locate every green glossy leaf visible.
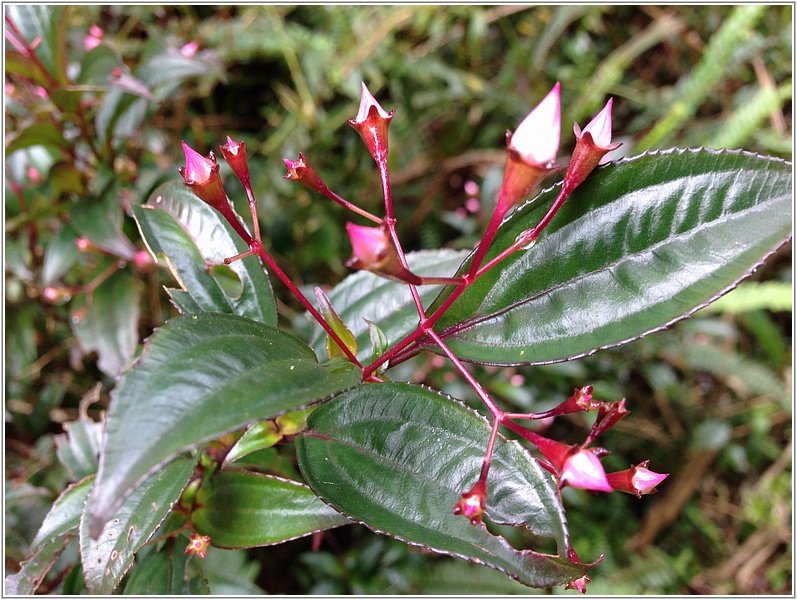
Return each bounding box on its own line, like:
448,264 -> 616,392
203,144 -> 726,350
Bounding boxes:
31,477 -> 93,549
71,269 -> 141,378
54,418 -> 103,481
122,541 -> 210,595
191,470 -> 350,548
134,181 -> 277,326
432,149 -> 792,365
310,249 -> 469,361
80,455 -> 196,595
87,313 -> 361,538
69,189 -> 138,260
223,421 -> 282,466
296,382 -> 589,589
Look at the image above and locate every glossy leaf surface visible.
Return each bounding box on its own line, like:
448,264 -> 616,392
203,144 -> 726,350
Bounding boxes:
31,478 -> 93,548
432,149 -> 792,364
88,313 -> 361,537
80,455 -> 196,595
191,470 -> 350,547
134,181 -> 276,326
309,249 -> 469,361
296,382 -> 589,588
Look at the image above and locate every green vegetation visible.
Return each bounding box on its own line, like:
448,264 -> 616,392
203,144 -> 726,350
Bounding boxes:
6,5 -> 791,594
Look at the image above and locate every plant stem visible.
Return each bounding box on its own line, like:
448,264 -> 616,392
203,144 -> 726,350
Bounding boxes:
222,212 -> 366,372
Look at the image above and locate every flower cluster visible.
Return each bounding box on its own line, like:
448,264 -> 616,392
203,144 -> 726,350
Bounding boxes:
179,82 -> 667,594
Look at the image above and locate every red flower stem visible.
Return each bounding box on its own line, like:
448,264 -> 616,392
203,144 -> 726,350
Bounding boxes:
321,187 -> 382,224
221,213 -> 365,372
416,276 -> 466,286
241,184 -> 262,244
475,183 -> 575,279
427,329 -> 504,485
4,16 -> 60,88
426,330 -> 502,417
377,157 -> 427,320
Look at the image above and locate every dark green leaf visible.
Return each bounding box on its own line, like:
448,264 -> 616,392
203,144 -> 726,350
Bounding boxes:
296,382 -> 589,589
87,313 -> 361,538
310,249 -> 469,361
122,541 -> 210,595
71,269 -> 141,378
49,161 -> 86,196
41,224 -> 79,286
80,455 -> 197,595
78,45 -> 120,85
5,122 -> 68,155
69,190 -> 138,260
134,181 -> 277,325
191,470 -> 350,547
432,149 -> 792,364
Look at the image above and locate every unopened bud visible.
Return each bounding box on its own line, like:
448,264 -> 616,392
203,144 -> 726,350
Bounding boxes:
453,480 -> 488,525
347,82 -> 394,166
344,223 -> 421,284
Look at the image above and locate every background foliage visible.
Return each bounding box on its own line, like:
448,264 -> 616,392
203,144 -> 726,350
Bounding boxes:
5,5 -> 791,594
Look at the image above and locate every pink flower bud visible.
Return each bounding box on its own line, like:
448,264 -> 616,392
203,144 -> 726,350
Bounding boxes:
220,136 -> 251,190
606,461 -> 668,497
559,447 -> 613,493
83,25 -> 103,51
181,40 -> 199,58
565,574 -> 591,594
562,98 -> 623,194
178,141 -> 229,214
453,480 -> 487,525
344,223 -> 421,284
584,398 -> 629,446
282,153 -> 330,196
495,83 -> 561,216
184,533 -> 211,559
347,82 -> 394,166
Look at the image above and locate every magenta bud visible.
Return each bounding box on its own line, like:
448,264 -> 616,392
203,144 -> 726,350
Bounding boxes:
562,98 -> 623,194
559,447 -> 612,493
344,223 -> 421,284
453,480 -> 488,525
347,82 -> 395,166
178,141 -> 229,214
282,153 -> 330,196
565,574 -> 591,594
220,136 -> 251,190
606,460 -> 668,497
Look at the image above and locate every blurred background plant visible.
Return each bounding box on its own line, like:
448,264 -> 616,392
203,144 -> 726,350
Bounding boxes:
5,5 -> 791,594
